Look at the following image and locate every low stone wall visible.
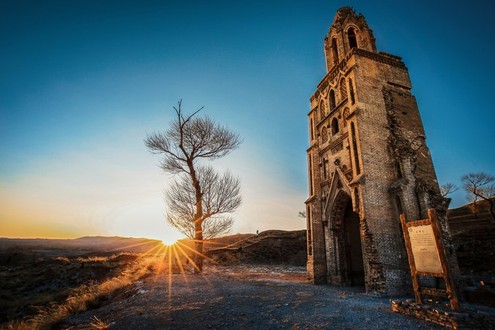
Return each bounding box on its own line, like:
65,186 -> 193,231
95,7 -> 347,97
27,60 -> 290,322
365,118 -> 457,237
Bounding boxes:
391,300 -> 495,329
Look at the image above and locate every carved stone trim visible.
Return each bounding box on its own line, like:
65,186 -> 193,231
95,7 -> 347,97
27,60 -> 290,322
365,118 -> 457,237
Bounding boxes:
319,132 -> 349,154
311,48 -> 406,101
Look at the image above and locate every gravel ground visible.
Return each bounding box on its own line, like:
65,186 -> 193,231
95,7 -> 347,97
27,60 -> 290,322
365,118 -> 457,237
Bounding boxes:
60,264 -> 443,329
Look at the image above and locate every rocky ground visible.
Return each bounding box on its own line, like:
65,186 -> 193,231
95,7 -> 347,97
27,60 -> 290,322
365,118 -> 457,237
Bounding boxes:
3,227 -> 494,329
58,264 -> 445,330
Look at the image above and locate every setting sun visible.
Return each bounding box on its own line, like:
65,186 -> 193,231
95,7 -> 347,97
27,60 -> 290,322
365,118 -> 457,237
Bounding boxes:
160,236 -> 178,246
154,228 -> 185,246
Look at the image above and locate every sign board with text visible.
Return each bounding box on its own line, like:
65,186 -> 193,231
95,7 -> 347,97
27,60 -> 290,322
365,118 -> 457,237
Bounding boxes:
407,224 -> 443,274
400,209 -> 459,310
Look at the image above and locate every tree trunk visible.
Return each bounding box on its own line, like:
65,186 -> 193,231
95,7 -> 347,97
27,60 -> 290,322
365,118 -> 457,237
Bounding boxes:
193,220 -> 204,273
187,160 -> 204,273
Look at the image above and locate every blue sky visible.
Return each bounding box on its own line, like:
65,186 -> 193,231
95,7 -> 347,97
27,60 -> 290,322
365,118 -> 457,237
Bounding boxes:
1,0 -> 494,240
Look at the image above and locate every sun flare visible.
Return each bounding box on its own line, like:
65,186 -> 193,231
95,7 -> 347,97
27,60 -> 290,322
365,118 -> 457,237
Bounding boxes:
154,229 -> 185,246
160,237 -> 179,246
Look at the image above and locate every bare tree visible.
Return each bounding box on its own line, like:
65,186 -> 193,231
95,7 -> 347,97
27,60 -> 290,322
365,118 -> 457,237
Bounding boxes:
166,166 -> 241,239
145,100 -> 242,271
440,182 -> 458,198
461,172 -> 495,223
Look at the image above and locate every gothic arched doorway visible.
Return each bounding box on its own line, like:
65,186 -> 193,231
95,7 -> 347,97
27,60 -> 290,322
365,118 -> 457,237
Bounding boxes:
342,202 -> 364,286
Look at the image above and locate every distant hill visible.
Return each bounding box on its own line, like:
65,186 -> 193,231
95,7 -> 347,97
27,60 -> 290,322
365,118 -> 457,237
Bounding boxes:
0,230 -> 308,267
0,236 -> 162,260
205,230 -> 307,266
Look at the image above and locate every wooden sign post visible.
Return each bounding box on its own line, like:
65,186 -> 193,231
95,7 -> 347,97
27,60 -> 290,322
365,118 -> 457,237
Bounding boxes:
400,209 -> 459,311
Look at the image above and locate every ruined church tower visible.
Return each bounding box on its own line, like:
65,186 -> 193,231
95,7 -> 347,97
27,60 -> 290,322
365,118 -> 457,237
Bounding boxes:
305,7 -> 455,295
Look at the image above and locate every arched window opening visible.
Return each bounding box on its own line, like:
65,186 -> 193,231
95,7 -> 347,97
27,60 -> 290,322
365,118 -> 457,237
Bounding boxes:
331,38 -> 339,66
340,78 -> 347,100
348,27 -> 358,49
349,78 -> 355,105
321,127 -> 328,143
310,118 -> 314,140
351,122 -> 361,175
329,90 -> 336,110
319,100 -> 326,120
309,155 -> 314,195
331,117 -> 339,135
323,157 -> 329,180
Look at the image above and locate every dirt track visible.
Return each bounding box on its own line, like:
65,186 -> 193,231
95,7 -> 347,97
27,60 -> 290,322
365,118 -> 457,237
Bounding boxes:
60,264 -> 442,329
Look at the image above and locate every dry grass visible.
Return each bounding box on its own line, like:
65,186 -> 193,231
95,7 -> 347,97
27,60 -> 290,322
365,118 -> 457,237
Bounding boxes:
2,241 -> 208,329
4,253 -> 163,330
89,316 -> 110,329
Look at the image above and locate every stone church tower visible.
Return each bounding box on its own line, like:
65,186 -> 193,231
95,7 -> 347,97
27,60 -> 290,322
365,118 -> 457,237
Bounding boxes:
305,7 -> 456,295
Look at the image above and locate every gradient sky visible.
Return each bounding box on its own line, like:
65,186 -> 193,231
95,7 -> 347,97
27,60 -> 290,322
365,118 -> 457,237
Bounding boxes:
1,0 -> 494,241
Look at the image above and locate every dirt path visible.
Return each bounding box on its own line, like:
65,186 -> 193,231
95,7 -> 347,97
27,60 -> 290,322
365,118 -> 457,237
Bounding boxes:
60,264 -> 442,329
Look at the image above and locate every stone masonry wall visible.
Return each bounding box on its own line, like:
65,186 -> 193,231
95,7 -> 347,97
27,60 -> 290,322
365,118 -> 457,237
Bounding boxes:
352,53 -> 413,295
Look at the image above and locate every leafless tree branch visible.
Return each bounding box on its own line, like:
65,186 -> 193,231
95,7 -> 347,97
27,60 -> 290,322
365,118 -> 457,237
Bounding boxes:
440,182 -> 458,198
461,172 -> 495,222
165,166 -> 241,240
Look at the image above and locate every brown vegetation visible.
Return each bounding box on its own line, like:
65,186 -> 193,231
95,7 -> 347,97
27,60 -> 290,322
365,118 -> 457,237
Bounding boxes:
0,231 -> 304,328
2,225 -> 494,328
0,238 -> 172,328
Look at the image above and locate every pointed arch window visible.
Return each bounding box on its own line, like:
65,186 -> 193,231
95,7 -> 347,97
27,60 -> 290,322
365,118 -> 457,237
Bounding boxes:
331,117 -> 339,135
340,78 -> 347,100
349,78 -> 355,105
319,100 -> 326,120
331,38 -> 339,66
310,118 -> 314,140
321,126 -> 328,143
309,155 -> 314,195
329,90 -> 336,110
348,27 -> 358,49
351,122 -> 361,175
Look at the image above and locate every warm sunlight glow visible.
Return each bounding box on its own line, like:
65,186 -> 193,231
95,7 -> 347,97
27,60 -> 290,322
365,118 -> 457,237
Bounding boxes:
154,228 -> 185,246
160,236 -> 179,246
